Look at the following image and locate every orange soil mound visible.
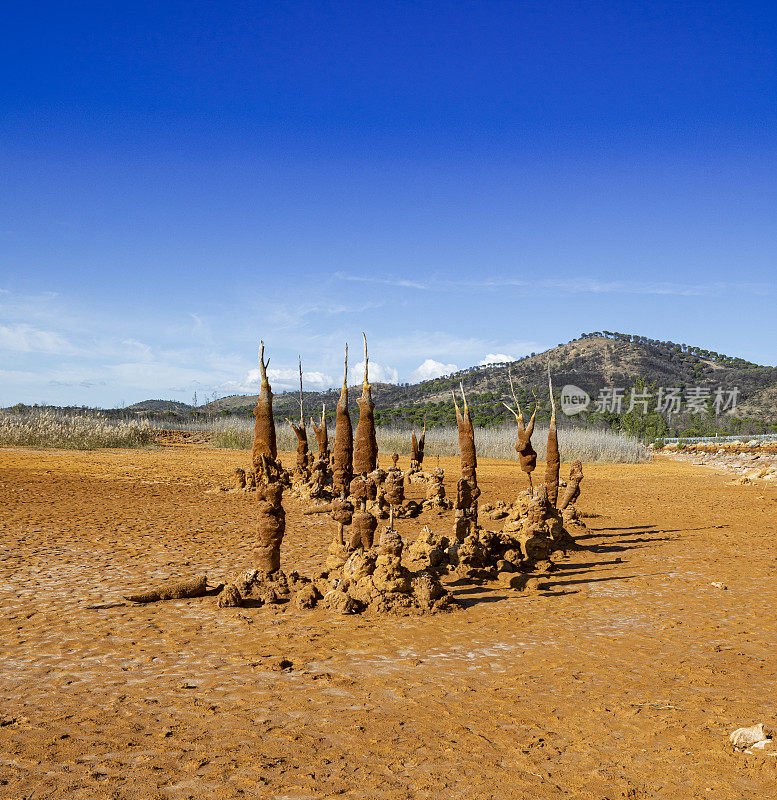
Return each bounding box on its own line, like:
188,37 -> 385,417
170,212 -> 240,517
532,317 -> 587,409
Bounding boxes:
1,447 -> 776,799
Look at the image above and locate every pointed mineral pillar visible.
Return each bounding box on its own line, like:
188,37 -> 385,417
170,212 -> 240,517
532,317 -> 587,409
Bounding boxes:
252,341 -> 277,475
545,362 -> 560,506
354,332 -> 378,475
286,356 -> 309,473
332,344 -> 353,496
454,382 -> 477,479
503,368 -> 538,495
311,404 -> 329,460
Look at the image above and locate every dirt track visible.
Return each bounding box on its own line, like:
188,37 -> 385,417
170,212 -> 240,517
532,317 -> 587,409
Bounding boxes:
1,447 -> 776,799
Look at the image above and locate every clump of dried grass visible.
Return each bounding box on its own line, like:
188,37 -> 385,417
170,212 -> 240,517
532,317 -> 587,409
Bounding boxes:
0,409 -> 153,449
376,424 -> 650,464
160,416 -> 651,463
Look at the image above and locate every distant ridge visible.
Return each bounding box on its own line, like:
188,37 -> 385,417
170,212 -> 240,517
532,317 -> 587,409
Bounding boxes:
126,399 -> 192,413
199,332 -> 776,427
14,333 -> 772,433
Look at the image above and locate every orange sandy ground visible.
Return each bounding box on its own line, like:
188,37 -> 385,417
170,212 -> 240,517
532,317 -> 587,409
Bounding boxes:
1,447 -> 776,800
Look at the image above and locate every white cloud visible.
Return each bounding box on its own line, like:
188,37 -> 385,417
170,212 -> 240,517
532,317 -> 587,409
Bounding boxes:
409,358 -> 458,382
479,353 -> 516,366
0,324 -> 77,355
353,360 -> 399,385
226,367 -> 335,394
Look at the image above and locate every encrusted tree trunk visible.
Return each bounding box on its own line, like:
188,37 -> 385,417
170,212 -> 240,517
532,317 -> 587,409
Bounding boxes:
503,368 -> 537,494
384,469 -> 405,528
288,420 -> 309,474
545,363 -> 560,506
311,404 -> 329,461
124,574 -> 208,603
410,421 -> 426,470
254,455 -> 286,573
354,333 -> 379,476
452,383 -> 480,539
252,341 -> 277,476
332,344 -> 353,497
330,496 -> 354,547
453,383 -> 477,482
287,356 -> 309,476
519,484 -> 553,565
559,460 -> 584,510
350,509 -> 378,549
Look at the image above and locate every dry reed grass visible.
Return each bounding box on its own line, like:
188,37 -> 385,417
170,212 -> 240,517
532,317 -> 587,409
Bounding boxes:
0,410 -> 154,449
202,417 -> 649,463
0,410 -> 649,462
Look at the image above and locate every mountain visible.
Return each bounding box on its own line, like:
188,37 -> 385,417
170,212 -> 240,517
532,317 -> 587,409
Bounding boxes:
126,399 -> 193,413
198,333 -> 776,433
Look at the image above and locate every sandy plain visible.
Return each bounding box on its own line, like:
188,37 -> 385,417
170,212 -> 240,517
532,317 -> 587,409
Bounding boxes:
1,446 -> 776,800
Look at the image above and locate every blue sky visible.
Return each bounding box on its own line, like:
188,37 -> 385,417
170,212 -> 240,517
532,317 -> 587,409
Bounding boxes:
1,1 -> 775,407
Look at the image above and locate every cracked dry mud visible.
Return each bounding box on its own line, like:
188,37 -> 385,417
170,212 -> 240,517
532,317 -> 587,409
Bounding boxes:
1,447 -> 776,799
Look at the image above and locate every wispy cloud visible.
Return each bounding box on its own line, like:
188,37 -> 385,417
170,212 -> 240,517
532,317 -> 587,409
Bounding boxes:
463,278 -> 734,296
334,273 -> 774,297
49,379 -> 107,388
0,324 -> 79,355
332,272 -> 430,290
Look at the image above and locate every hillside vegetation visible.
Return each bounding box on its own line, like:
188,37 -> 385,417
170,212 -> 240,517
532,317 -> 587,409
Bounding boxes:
200,333 -> 777,439
8,333 -> 776,442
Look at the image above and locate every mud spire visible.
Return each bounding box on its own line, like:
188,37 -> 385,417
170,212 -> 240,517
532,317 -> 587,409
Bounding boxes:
332,343 -> 353,496
545,361 -> 560,506
354,332 -> 378,475
252,340 -> 277,474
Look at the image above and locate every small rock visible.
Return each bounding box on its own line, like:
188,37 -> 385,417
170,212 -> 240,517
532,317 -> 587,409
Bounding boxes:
323,589 -> 358,614
257,586 -> 282,605
217,583 -> 243,608
523,576 -> 546,592
293,584 -> 320,609
410,570 -> 446,606
710,582 -> 727,590
498,573 -> 529,590
270,658 -> 294,671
